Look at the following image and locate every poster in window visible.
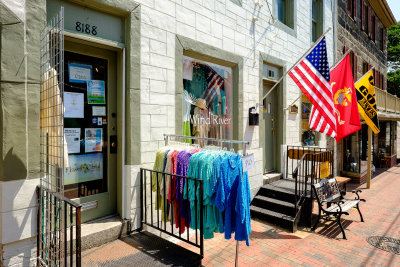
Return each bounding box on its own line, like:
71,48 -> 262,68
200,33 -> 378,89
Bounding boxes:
64,153 -> 103,185
85,128 -> 103,153
68,63 -> 92,83
64,128 -> 81,154
87,80 -> 106,104
64,92 -> 84,118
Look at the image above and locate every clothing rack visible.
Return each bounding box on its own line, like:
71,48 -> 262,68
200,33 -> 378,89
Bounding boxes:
163,134 -> 251,267
163,134 -> 250,155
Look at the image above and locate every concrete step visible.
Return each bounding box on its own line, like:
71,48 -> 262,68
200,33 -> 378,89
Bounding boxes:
250,206 -> 296,233
251,195 -> 295,216
67,215 -> 130,252
263,172 -> 282,185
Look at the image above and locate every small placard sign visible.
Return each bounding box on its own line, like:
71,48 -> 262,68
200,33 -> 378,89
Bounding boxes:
242,153 -> 255,172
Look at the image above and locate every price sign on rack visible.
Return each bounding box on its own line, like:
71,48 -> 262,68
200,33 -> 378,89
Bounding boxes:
242,154 -> 255,172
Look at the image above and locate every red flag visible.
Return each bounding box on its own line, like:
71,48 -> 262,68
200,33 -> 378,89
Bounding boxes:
309,54 -> 361,142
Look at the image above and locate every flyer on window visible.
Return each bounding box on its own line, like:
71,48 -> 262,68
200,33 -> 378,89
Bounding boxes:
64,153 -> 103,185
85,128 -> 103,153
87,80 -> 106,104
64,92 -> 84,118
64,128 -> 81,154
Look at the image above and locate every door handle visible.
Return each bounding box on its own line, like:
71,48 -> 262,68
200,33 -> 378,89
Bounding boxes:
271,118 -> 275,132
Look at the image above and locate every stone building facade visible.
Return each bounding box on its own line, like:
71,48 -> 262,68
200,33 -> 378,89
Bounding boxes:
332,0 -> 397,183
1,0 -> 335,265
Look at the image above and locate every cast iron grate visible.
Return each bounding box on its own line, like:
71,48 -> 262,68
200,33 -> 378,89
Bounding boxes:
367,236 -> 400,255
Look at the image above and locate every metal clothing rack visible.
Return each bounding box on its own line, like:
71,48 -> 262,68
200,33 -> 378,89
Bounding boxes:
163,134 -> 251,267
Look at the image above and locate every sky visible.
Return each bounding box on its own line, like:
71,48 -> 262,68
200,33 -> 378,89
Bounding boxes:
386,0 -> 400,23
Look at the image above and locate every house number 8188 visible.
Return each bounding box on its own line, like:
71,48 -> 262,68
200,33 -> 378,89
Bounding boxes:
75,22 -> 97,36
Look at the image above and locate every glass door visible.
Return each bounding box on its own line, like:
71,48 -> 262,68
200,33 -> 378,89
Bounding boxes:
63,40 -> 117,222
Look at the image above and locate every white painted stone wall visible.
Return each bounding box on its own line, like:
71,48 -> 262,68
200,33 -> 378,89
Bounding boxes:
128,0 -> 334,226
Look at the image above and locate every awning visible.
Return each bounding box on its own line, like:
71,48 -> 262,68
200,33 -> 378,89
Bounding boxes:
0,2 -> 22,26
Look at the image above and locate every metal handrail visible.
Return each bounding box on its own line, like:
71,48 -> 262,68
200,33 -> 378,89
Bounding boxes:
37,186 -> 82,267
140,168 -> 204,258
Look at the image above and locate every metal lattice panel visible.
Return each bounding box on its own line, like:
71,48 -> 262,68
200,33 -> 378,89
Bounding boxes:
39,7 -> 65,266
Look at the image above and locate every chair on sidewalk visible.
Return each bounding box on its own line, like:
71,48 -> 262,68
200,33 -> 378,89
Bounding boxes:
312,178 -> 366,239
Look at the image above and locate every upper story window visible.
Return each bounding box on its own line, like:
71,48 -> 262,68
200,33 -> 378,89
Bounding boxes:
275,0 -> 294,29
346,0 -> 356,20
363,2 -> 369,33
311,0 -> 322,42
371,15 -> 376,41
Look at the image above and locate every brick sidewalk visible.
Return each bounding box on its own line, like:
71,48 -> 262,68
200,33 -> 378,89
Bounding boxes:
83,165 -> 400,267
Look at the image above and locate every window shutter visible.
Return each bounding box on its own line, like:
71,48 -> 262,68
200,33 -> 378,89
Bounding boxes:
353,0 -> 357,20
381,73 -> 384,89
361,1 -> 365,30
383,28 -> 387,50
368,7 -> 372,38
353,53 -> 358,80
376,71 -> 380,88
347,0 -> 352,16
375,17 -> 378,43
383,74 -> 386,90
368,63 -> 371,71
343,46 -> 348,54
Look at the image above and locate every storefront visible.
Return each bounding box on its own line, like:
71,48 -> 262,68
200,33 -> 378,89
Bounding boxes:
341,121 -> 397,183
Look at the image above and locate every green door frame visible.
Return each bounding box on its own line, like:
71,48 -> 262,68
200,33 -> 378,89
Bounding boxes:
64,38 -> 124,222
259,53 -> 287,173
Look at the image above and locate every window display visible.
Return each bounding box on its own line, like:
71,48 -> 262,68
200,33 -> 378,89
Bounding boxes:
182,56 -> 233,145
343,132 -> 360,173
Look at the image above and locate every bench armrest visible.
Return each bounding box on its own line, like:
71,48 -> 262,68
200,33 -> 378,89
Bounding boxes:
351,190 -> 365,201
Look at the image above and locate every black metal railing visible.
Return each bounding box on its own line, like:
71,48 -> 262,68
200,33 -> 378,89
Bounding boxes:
292,150 -> 333,213
37,186 -> 82,267
286,145 -> 332,179
140,168 -> 204,258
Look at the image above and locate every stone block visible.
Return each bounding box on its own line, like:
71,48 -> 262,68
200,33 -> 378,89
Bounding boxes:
176,22 -> 196,40
154,0 -> 175,17
0,23 -> 25,82
0,82 -> 27,181
150,39 -> 167,55
151,114 -> 168,128
176,5 -> 196,27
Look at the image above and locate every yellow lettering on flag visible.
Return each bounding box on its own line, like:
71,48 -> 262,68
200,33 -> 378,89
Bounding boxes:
355,70 -> 380,134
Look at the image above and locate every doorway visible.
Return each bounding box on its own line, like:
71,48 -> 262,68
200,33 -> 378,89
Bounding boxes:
63,40 -> 118,222
263,80 -> 278,173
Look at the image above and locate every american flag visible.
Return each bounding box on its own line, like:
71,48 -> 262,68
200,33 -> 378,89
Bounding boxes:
288,37 -> 336,138
201,65 -> 224,108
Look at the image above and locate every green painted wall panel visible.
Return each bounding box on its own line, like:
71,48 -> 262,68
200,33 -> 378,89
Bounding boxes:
0,82 -> 28,181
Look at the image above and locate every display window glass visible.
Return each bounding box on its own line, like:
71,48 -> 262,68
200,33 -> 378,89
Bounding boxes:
343,132 -> 361,173
378,121 -> 394,155
63,51 -> 108,199
182,56 -> 233,145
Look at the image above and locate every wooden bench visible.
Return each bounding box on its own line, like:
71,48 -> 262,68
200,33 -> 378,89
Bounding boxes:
334,176 -> 351,195
312,178 -> 366,239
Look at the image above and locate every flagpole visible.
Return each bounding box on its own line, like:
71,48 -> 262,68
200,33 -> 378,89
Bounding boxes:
286,48 -> 352,108
260,27 -> 332,103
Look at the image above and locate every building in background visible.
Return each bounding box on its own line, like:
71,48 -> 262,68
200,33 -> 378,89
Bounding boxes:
332,0 -> 399,184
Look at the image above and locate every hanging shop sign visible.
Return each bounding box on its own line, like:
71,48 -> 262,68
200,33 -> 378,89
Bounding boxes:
47,0 -> 124,43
